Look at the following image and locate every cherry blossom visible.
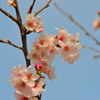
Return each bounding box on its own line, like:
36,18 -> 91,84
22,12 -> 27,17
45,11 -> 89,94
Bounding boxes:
24,14 -> 44,33
31,78 -> 46,95
27,49 -> 41,64
21,65 -> 39,87
7,0 -> 14,6
15,92 -> 38,100
56,27 -> 71,43
70,33 -> 80,43
92,18 -> 100,31
10,64 -> 26,78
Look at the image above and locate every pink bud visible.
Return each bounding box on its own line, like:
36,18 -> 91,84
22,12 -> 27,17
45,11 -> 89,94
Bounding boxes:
38,67 -> 41,70
37,28 -> 44,33
28,9 -> 30,13
42,76 -> 45,79
34,63 -> 37,68
39,63 -> 42,68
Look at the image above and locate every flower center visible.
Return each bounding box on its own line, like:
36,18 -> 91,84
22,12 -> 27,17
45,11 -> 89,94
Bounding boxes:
27,74 -> 32,79
32,53 -> 37,59
20,82 -> 26,88
59,36 -> 64,41
18,73 -> 22,77
28,22 -> 33,27
64,46 -> 70,52
40,40 -> 44,45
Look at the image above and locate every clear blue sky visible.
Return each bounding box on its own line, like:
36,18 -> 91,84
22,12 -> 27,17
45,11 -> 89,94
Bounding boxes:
0,0 -> 100,100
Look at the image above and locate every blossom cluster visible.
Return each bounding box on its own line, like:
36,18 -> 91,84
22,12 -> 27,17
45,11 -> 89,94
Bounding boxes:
9,64 -> 45,100
24,14 -> 44,33
55,27 -> 82,64
27,27 -> 83,81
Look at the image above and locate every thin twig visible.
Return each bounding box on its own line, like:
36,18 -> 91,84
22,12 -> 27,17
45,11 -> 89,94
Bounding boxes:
53,1 -> 100,46
0,7 -> 18,22
83,45 -> 100,54
34,0 -> 52,17
14,0 -> 22,22
30,0 -> 36,13
94,55 -> 100,59
0,39 -> 23,50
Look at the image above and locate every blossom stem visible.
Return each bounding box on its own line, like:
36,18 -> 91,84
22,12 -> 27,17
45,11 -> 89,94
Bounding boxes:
53,1 -> 100,46
34,0 -> 52,17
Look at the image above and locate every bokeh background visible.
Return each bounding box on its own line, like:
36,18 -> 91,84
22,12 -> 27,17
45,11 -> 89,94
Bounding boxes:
0,0 -> 100,100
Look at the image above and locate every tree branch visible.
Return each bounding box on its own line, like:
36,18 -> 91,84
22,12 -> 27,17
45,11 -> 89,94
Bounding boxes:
14,0 -> 22,23
0,7 -> 18,22
83,45 -> 100,54
53,1 -> 100,46
0,39 -> 22,50
34,0 -> 52,17
30,0 -> 36,14
13,0 -> 30,67
94,55 -> 100,59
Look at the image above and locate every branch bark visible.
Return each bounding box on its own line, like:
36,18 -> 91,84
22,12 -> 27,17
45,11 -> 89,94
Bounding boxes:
14,0 -> 22,22
94,55 -> 100,59
34,0 -> 52,17
83,45 -> 100,54
30,0 -> 36,13
0,39 -> 22,50
13,0 -> 30,67
0,7 -> 18,22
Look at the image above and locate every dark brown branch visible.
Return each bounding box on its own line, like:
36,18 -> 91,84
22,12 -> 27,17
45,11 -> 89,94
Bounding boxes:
34,0 -> 52,17
0,7 -> 18,22
39,94 -> 42,100
53,1 -> 100,46
30,0 -> 36,13
94,55 -> 100,59
19,25 -> 31,68
83,45 -> 100,54
0,39 -> 22,50
14,0 -> 22,23
13,0 -> 30,67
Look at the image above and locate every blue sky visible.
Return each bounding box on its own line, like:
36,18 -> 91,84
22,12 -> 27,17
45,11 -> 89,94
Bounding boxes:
0,0 -> 100,100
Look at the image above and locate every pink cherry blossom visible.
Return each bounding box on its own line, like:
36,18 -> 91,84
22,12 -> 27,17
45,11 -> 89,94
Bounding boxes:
27,49 -> 41,64
21,65 -> 39,87
24,14 -> 44,33
7,0 -> 14,6
15,92 -> 38,100
70,33 -> 80,43
49,46 -> 59,60
31,78 -> 46,95
92,18 -> 100,31
34,16 -> 44,33
10,64 -> 26,78
35,32 -> 49,47
56,27 -> 71,43
59,41 -> 74,59
40,66 -> 57,81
